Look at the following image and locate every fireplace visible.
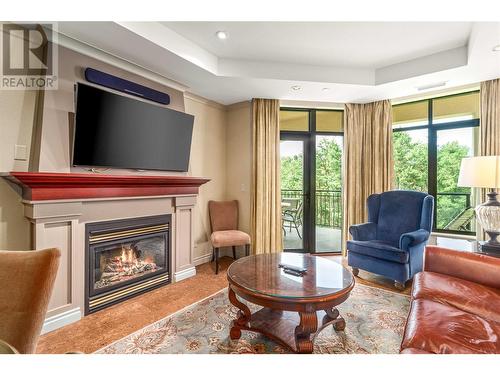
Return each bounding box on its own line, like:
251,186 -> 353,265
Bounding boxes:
85,215 -> 171,314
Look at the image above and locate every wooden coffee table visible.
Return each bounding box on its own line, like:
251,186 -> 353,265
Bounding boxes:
227,253 -> 355,353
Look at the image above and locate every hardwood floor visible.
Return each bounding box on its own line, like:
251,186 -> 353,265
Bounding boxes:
36,255 -> 410,354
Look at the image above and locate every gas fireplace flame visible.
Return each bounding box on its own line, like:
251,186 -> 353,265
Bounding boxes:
95,243 -> 159,289
120,245 -> 137,265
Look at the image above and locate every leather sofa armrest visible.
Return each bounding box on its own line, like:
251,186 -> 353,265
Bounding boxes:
400,229 -> 429,250
349,222 -> 377,241
423,245 -> 500,289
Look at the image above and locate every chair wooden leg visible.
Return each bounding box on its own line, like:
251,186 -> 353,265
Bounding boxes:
232,246 -> 237,260
211,247 -> 215,262
351,267 -> 359,276
215,248 -> 220,274
245,244 -> 250,257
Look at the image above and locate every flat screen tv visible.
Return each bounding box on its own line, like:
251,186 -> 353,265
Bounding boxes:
72,83 -> 194,172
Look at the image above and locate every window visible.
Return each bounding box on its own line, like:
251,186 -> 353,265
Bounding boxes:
279,109 -> 344,253
392,91 -> 480,235
279,110 -> 309,131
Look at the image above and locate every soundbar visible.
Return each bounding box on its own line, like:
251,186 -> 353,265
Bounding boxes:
84,67 -> 170,105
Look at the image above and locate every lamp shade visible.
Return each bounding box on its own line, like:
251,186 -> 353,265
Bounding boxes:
458,156 -> 500,188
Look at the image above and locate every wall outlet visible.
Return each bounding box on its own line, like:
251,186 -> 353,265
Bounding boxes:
241,183 -> 246,192
14,144 -> 27,161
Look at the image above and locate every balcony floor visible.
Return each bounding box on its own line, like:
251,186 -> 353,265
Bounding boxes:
283,225 -> 342,253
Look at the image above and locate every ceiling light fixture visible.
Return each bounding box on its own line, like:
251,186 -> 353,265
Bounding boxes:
322,88 -> 330,92
291,85 -> 301,91
215,31 -> 228,40
416,81 -> 448,91
493,44 -> 500,52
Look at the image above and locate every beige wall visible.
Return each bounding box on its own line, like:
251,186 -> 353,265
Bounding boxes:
38,45 -> 186,174
225,101 -> 252,234
0,90 -> 37,250
184,94 -> 228,261
0,40 -> 250,262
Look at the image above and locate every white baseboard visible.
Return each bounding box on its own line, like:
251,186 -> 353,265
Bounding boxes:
174,266 -> 196,282
193,252 -> 212,266
42,308 -> 81,334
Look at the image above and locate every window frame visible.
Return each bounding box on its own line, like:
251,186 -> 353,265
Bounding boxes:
392,91 -> 480,236
280,107 -> 344,253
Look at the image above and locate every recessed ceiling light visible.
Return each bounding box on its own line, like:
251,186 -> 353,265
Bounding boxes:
322,88 -> 330,92
493,44 -> 500,52
291,85 -> 301,91
215,31 -> 228,40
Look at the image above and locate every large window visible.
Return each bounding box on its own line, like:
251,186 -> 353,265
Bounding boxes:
392,91 -> 480,235
279,108 -> 344,253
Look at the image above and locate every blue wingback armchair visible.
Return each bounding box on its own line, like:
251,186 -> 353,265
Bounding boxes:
347,190 -> 434,290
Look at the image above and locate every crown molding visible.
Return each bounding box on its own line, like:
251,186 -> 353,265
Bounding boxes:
183,92 -> 226,110
54,31 -> 189,92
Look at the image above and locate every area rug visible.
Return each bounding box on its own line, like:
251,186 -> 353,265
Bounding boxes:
96,284 -> 410,354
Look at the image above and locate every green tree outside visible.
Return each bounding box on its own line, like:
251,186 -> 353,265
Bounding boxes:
281,133 -> 473,232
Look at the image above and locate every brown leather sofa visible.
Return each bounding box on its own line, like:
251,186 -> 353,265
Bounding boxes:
400,245 -> 500,354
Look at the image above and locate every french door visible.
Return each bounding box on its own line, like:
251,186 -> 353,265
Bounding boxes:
280,108 -> 343,254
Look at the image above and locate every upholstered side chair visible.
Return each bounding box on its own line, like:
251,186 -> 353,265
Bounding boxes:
208,200 -> 250,274
347,190 -> 434,290
0,248 -> 60,354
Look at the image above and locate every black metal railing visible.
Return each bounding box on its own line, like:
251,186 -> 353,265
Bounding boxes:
281,189 -> 342,229
436,192 -> 473,232
282,189 -> 473,232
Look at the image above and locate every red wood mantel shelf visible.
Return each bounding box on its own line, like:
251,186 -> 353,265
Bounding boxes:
3,172 -> 211,201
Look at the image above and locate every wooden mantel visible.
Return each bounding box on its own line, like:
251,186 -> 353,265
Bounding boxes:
3,172 -> 210,201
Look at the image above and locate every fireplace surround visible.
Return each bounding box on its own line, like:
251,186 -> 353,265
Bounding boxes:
2,172 -> 210,332
85,215 -> 171,314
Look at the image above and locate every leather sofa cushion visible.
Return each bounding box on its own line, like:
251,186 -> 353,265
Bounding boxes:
412,272 -> 500,322
347,240 -> 409,264
401,299 -> 500,354
211,230 -> 251,248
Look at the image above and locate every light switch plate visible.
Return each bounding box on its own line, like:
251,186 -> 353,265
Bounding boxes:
14,144 -> 27,160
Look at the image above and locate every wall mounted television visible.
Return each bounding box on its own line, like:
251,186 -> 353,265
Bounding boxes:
72,83 -> 194,172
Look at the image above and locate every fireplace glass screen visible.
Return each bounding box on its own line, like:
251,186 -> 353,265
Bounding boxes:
93,235 -> 167,291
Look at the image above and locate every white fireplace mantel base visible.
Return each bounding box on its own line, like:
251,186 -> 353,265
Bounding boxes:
22,194 -> 198,334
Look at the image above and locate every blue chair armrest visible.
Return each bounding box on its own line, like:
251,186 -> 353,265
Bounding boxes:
349,223 -> 377,241
399,229 -> 430,250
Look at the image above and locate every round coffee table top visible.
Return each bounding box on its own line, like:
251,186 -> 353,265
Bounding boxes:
227,253 -> 354,300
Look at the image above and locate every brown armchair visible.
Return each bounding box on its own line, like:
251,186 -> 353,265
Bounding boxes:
208,200 -> 250,274
0,248 -> 60,354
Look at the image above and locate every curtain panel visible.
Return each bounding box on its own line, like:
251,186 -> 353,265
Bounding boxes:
342,100 -> 394,255
251,98 -> 283,254
477,79 -> 500,240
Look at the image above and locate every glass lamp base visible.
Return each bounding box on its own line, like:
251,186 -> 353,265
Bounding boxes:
476,191 -> 500,245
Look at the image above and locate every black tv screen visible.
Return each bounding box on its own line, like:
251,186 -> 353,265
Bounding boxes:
73,83 -> 194,172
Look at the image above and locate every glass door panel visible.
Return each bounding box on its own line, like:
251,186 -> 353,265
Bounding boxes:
315,135 -> 343,253
280,139 -> 305,251
436,127 -> 478,233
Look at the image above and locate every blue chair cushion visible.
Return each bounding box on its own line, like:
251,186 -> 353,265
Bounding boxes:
347,240 -> 409,264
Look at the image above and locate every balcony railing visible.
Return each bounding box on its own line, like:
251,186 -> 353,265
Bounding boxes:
436,191 -> 473,232
281,189 -> 342,229
281,189 -> 473,232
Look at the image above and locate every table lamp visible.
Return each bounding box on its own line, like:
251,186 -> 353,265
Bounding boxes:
458,156 -> 500,251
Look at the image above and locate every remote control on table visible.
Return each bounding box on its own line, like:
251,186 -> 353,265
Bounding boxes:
278,263 -> 307,274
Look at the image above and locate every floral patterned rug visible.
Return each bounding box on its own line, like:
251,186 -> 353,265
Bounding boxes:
96,285 -> 410,354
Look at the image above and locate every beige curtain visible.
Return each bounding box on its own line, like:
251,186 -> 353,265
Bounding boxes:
251,98 -> 283,254
342,100 -> 394,255
477,79 -> 500,240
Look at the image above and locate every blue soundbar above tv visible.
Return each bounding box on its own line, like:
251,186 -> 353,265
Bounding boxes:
84,67 -> 170,105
